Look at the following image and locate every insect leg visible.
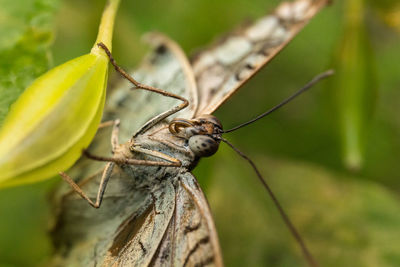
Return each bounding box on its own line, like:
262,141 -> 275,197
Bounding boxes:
110,119 -> 120,152
95,119 -> 121,150
147,135 -> 193,157
131,145 -> 183,164
83,150 -> 181,167
97,42 -> 189,137
57,119 -> 121,208
59,162 -> 115,208
97,120 -> 116,129
60,142 -> 180,209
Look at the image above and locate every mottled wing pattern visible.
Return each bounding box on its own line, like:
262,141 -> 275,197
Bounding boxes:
192,0 -> 327,116
150,173 -> 223,267
104,173 -> 223,267
52,165 -> 156,266
102,176 -> 176,267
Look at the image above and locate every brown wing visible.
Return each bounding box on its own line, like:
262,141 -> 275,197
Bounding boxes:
149,172 -> 223,267
192,0 -> 328,116
51,165 -> 157,267
105,172 -> 223,267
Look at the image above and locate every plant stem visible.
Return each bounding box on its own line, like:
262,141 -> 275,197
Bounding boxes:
91,0 -> 121,55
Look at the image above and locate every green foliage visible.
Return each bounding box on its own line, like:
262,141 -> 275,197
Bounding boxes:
0,0 -> 58,125
0,180 -> 55,267
0,1 -> 60,262
203,149 -> 400,267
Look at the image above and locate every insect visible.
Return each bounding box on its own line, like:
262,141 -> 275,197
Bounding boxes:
52,0 -> 329,266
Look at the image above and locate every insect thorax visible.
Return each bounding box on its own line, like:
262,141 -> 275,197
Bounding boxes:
109,123 -> 192,189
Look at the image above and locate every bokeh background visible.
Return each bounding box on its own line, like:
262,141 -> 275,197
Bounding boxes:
1,0 -> 400,266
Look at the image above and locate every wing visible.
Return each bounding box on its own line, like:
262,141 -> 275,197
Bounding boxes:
192,0 -> 328,116
104,172 -> 224,267
51,165 -> 156,266
149,172 -> 223,267
52,170 -> 222,267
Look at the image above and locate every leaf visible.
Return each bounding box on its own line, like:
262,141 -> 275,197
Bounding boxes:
0,0 -> 59,126
0,0 -> 121,187
330,0 -> 376,170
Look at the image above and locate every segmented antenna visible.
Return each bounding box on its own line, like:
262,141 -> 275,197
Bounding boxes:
219,70 -> 335,267
223,70 -> 334,133
220,137 -> 319,267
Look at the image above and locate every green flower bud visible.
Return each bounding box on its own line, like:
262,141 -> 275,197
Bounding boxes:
0,0 -> 120,187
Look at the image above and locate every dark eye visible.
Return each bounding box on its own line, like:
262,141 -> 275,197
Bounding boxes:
188,135 -> 219,157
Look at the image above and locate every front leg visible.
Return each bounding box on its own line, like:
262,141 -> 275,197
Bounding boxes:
97,42 -> 189,137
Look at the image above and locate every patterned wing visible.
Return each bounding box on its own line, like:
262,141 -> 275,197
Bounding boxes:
104,172 -> 223,267
52,165 -> 157,266
192,0 -> 328,116
149,172 -> 223,267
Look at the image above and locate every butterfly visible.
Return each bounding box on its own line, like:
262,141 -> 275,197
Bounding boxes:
52,0 -> 328,266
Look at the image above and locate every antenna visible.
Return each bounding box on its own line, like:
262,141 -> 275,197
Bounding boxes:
218,71 -> 335,267
220,137 -> 320,267
223,69 -> 334,133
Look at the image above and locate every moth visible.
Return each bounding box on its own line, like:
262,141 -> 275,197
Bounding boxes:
52,0 -> 328,266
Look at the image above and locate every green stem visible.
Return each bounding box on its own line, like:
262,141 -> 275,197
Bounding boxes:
345,0 -> 363,28
91,0 -> 121,55
338,0 -> 368,171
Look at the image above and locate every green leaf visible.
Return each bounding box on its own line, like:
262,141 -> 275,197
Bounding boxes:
0,0 -> 121,187
330,0 -> 376,170
0,0 -> 59,126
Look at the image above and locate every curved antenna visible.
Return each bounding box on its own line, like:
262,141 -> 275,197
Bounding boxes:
223,69 -> 334,133
220,137 -> 319,267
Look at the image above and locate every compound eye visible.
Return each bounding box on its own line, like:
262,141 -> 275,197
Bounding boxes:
188,135 -> 219,157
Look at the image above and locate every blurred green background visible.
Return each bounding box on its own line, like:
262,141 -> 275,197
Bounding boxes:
1,0 -> 400,266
